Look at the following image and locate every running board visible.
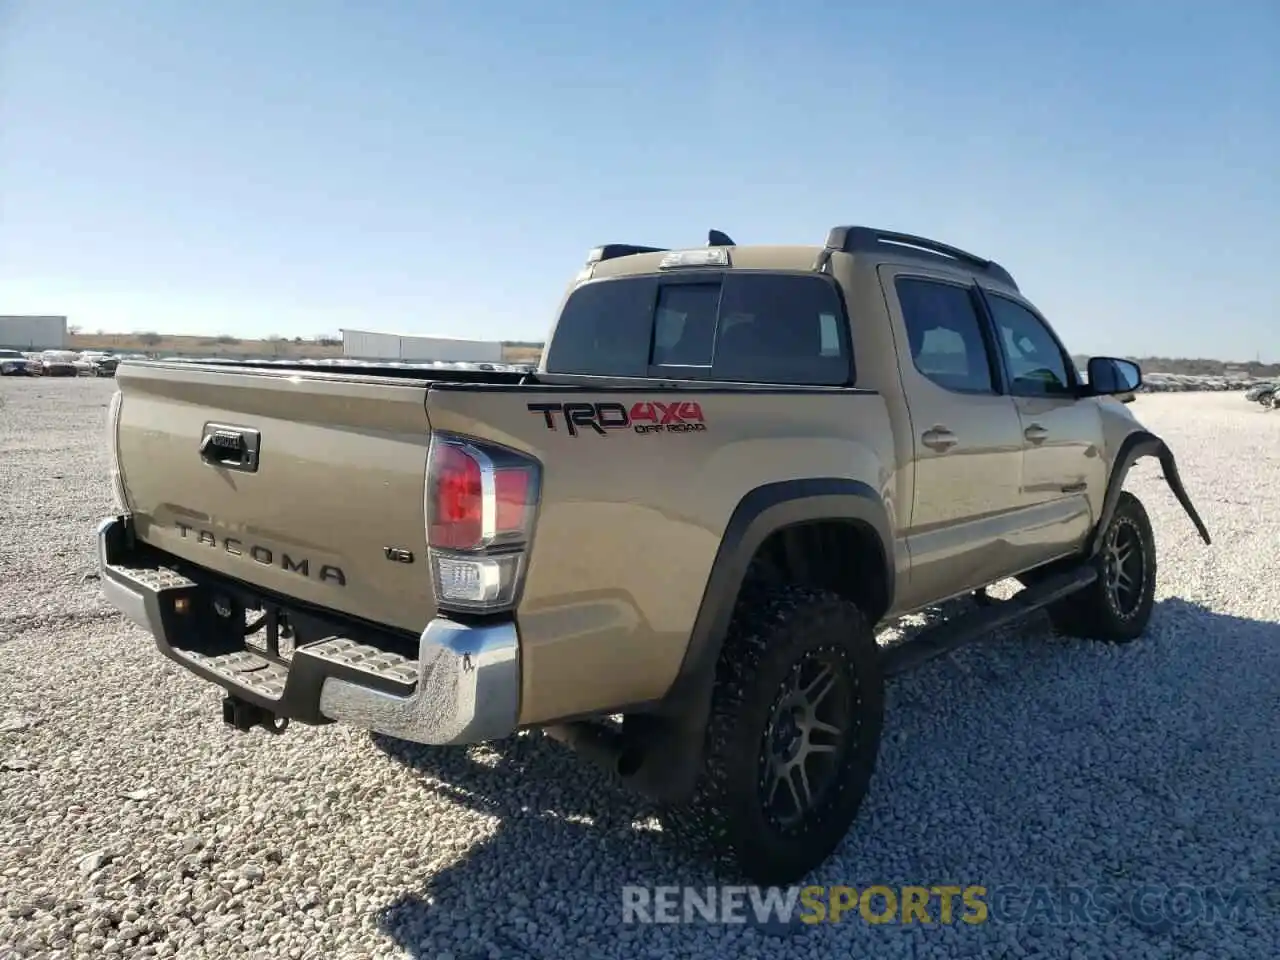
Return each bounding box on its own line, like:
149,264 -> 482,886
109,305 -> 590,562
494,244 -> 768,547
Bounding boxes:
880,566 -> 1098,677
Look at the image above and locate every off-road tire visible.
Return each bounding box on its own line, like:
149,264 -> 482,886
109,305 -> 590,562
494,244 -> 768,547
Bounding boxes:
660,585 -> 884,886
1047,491 -> 1157,642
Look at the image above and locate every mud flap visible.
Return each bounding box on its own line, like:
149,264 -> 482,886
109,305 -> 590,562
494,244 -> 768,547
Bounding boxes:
1091,431 -> 1211,555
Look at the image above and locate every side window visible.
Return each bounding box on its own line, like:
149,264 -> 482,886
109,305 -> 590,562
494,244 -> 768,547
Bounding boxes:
985,295 -> 1073,397
894,277 -> 996,394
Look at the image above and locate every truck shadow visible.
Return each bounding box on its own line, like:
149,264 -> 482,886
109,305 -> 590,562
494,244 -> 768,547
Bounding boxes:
369,597 -> 1277,958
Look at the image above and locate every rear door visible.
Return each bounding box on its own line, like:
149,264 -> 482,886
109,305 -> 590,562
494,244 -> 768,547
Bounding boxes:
115,362 -> 435,633
879,268 -> 1029,608
978,287 -> 1104,556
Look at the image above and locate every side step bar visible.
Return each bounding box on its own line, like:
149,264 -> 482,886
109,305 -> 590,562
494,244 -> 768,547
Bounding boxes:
880,565 -> 1097,677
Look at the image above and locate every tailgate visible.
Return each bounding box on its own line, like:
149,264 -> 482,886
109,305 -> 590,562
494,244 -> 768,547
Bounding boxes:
115,363 -> 434,632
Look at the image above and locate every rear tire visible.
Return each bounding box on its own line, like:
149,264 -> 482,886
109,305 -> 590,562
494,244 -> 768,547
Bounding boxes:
660,585 -> 884,885
1047,491 -> 1157,643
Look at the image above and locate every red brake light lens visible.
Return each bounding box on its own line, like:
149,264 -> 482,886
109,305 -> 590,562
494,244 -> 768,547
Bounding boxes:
428,444 -> 483,549
427,439 -> 538,552
494,467 -> 531,534
426,434 -> 541,612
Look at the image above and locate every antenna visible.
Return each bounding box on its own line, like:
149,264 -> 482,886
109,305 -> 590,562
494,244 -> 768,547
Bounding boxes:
708,229 -> 735,247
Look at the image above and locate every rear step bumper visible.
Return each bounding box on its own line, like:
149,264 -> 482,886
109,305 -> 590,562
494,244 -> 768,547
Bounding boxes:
96,516 -> 520,746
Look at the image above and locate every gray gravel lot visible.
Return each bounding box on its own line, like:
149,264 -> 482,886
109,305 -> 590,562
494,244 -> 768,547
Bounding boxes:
1,377 -> 1277,959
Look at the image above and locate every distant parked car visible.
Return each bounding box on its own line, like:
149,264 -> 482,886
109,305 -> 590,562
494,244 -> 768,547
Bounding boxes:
39,350 -> 80,377
0,348 -> 37,376
73,351 -> 112,375
1245,382 -> 1278,404
91,356 -> 120,377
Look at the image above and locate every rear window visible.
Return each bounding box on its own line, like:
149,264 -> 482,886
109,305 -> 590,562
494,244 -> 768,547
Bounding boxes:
543,272 -> 852,385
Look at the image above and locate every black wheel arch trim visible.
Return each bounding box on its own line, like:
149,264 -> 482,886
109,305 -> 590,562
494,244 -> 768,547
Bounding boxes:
1092,429 -> 1211,555
658,477 -> 893,715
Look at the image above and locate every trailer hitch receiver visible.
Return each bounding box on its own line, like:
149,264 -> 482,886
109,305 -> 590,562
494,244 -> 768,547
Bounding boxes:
221,695 -> 289,735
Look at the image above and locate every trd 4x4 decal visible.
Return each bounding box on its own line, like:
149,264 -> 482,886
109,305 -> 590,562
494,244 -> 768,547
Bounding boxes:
527,401 -> 707,437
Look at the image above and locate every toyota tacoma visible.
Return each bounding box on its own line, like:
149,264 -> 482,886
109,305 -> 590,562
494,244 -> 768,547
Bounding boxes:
97,225 -> 1211,884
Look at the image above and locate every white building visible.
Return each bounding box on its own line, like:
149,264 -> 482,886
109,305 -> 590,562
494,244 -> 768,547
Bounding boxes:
0,315 -> 67,350
340,328 -> 503,363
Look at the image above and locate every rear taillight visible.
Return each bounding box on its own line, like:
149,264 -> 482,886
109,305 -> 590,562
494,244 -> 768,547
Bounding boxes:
425,434 -> 540,613
106,388 -> 129,512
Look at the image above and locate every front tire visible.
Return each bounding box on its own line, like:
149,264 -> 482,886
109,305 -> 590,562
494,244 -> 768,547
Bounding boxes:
1047,491 -> 1157,642
661,585 -> 884,885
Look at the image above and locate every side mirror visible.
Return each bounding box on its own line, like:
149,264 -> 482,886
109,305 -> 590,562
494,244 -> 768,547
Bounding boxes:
1086,356 -> 1142,396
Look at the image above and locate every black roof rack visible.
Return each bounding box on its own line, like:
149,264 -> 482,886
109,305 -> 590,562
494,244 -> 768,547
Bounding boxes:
824,225 -> 1018,290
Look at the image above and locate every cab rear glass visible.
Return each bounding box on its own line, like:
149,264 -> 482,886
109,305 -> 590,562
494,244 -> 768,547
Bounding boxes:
543,271 -> 853,385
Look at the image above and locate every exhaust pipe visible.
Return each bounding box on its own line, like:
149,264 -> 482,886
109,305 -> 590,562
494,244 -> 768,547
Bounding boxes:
544,721 -> 644,778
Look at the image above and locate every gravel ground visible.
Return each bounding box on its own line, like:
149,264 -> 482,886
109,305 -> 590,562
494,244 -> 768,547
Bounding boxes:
1,377 -> 1276,959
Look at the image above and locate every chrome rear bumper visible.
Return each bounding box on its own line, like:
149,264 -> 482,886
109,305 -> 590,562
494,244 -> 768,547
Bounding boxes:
318,617 -> 519,744
96,515 -> 521,746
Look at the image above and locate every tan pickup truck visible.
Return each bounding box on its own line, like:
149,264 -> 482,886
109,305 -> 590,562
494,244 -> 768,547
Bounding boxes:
98,225 -> 1211,884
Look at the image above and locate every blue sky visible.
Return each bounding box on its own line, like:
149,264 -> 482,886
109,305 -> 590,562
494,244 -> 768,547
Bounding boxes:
1,1 -> 1276,360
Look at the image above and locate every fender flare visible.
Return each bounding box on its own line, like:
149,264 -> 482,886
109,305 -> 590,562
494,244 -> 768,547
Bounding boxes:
1091,430 -> 1211,555
658,477 -> 894,715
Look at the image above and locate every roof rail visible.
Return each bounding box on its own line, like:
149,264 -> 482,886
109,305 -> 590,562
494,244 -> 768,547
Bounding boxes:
824,225 -> 1018,289
586,243 -> 668,264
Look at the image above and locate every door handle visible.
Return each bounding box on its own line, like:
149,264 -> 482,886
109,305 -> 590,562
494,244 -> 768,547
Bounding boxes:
921,427 -> 958,452
1024,424 -> 1049,444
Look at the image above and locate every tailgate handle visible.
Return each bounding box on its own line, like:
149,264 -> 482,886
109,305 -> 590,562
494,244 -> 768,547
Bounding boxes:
199,424 -> 260,473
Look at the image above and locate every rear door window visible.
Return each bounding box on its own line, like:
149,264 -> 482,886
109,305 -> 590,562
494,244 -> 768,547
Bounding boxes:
544,271 -> 852,385
895,277 -> 998,394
